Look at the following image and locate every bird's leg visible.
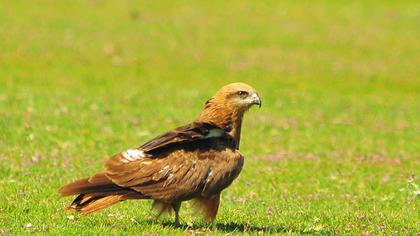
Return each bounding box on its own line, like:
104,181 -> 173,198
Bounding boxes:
171,202 -> 181,226
152,200 -> 171,221
203,194 -> 220,230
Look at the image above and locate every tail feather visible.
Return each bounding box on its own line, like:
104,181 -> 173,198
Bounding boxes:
59,173 -> 126,196
59,173 -> 147,214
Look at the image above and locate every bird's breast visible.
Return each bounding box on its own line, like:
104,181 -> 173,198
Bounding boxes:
200,149 -> 244,197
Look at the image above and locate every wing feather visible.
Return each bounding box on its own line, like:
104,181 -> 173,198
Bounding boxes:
139,122 -> 227,153
103,122 -> 241,201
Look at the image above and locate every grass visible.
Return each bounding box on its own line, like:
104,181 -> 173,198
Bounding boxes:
0,0 -> 419,235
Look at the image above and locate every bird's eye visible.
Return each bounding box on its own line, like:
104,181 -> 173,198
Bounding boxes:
237,91 -> 249,98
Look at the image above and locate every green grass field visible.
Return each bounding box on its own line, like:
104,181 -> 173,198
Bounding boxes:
1,0 -> 419,235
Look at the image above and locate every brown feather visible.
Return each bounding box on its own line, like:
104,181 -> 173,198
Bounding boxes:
139,122 -> 227,154
73,192 -> 145,215
60,173 -> 148,214
59,173 -> 126,196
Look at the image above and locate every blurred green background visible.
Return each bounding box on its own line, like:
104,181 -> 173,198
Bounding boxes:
0,0 -> 419,235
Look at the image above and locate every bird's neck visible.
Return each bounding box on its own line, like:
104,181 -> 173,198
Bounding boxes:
196,101 -> 245,149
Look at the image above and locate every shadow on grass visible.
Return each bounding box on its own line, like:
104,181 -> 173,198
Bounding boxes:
215,222 -> 287,233
143,219 -> 321,234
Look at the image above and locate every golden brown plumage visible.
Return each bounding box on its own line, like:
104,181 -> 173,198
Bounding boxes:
59,82 -> 261,226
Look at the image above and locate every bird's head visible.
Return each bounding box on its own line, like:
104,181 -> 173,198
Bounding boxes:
197,82 -> 261,147
210,82 -> 262,112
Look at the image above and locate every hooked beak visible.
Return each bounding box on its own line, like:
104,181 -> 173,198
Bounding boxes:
251,93 -> 262,108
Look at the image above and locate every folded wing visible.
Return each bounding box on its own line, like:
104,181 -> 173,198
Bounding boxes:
104,122 -> 242,201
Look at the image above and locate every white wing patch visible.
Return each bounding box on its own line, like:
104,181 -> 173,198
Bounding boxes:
122,149 -> 149,162
205,128 -> 224,138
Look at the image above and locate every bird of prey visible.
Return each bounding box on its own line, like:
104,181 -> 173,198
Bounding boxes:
59,82 -> 261,226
